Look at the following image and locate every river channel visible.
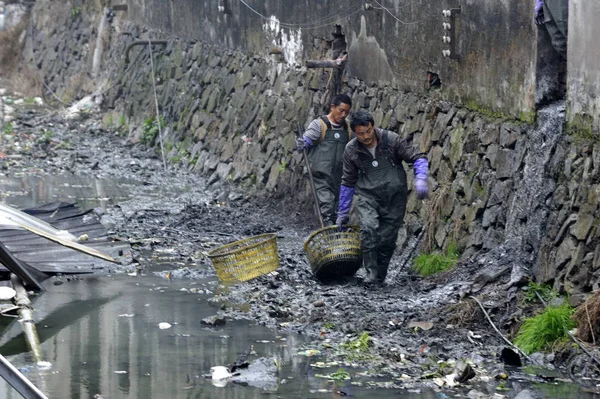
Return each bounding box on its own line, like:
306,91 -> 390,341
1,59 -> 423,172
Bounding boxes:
0,165 -> 598,399
0,173 -> 430,399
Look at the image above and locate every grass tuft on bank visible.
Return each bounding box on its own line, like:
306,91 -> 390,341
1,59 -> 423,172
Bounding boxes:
514,304 -> 575,354
413,242 -> 460,276
524,281 -> 558,303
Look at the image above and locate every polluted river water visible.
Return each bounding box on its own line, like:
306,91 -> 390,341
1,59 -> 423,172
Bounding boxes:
0,173 -> 431,398
0,162 -> 598,397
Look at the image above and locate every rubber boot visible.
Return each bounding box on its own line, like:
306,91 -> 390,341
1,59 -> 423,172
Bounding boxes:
375,263 -> 389,285
363,251 -> 382,286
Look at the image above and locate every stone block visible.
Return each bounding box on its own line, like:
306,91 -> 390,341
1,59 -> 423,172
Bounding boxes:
484,143 -> 499,170
496,149 -> 516,179
570,212 -> 594,241
499,124 -> 518,148
449,123 -> 465,169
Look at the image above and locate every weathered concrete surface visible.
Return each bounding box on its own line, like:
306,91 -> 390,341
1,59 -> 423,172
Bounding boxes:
123,0 -> 537,120
567,0 -> 600,138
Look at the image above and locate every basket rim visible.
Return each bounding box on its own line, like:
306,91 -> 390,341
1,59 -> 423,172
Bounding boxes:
207,233 -> 277,258
303,225 -> 360,251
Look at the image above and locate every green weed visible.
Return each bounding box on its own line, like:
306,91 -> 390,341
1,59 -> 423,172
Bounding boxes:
514,304 -> 575,354
341,332 -> 372,353
37,129 -> 54,144
118,114 -> 126,127
141,116 -> 165,145
71,7 -> 81,20
2,122 -> 14,134
524,281 -> 558,303
329,368 -> 350,381
413,241 -> 460,276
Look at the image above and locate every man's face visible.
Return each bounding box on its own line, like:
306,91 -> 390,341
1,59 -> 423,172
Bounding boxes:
329,102 -> 351,125
353,123 -> 376,148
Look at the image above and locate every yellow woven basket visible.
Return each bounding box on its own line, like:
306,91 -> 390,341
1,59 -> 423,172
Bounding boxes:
303,225 -> 362,281
207,233 -> 280,283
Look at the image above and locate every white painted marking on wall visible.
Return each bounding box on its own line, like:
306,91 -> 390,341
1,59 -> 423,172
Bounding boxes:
262,16 -> 303,66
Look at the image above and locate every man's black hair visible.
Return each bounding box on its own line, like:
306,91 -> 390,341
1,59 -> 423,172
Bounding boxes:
349,109 -> 374,130
331,93 -> 352,107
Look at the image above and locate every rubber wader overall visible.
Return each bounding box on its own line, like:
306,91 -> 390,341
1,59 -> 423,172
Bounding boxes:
355,132 -> 407,284
543,0 -> 568,60
308,117 -> 351,225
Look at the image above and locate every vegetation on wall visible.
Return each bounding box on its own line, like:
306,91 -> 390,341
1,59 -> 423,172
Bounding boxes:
413,241 -> 460,277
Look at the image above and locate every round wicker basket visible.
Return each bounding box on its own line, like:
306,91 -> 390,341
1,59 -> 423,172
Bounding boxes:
303,225 -> 362,281
207,233 -> 279,283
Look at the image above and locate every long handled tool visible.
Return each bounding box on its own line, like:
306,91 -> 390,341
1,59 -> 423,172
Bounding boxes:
296,122 -> 325,228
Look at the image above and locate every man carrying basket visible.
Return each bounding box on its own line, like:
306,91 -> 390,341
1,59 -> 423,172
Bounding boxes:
336,109 -> 430,286
295,94 -> 353,225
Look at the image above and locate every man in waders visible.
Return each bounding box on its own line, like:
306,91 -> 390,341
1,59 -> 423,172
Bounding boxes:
336,109 -> 429,286
534,0 -> 567,60
534,0 -> 568,96
295,94 -> 353,225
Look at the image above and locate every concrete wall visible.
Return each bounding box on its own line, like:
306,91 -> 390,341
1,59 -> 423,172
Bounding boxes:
567,0 -> 600,138
123,0 -> 538,121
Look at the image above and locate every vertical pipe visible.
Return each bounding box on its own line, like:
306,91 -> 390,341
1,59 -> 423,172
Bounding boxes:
10,274 -> 44,364
92,8 -> 109,78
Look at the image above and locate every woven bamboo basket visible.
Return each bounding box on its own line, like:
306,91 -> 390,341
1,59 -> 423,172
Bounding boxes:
207,233 -> 279,283
303,225 -> 362,281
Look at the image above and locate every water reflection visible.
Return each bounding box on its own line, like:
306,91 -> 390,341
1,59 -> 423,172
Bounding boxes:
0,275 -> 420,399
0,174 -> 135,211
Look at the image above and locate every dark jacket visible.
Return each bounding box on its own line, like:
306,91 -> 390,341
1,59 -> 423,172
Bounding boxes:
341,128 -> 425,188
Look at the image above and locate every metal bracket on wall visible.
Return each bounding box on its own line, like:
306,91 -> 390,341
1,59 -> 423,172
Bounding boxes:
124,40 -> 168,64
442,7 -> 460,60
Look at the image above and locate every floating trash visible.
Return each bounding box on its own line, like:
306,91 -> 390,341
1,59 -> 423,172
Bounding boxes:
297,349 -> 320,357
0,286 -> 16,300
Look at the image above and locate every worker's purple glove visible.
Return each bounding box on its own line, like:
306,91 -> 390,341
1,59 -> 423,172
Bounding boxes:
534,0 -> 545,25
336,185 -> 355,231
414,158 -> 429,200
295,137 -> 312,152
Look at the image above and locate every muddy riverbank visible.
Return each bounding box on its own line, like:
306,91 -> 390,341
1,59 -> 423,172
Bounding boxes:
2,90 -> 600,398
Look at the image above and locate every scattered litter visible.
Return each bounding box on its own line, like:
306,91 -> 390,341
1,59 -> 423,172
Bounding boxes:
158,322 -> 172,329
467,330 -> 482,345
37,361 -> 52,370
310,361 -> 339,368
118,314 -> 135,318
210,366 -> 232,387
0,286 -> 16,300
114,370 -> 127,374
407,321 -> 434,331
297,349 -> 320,357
